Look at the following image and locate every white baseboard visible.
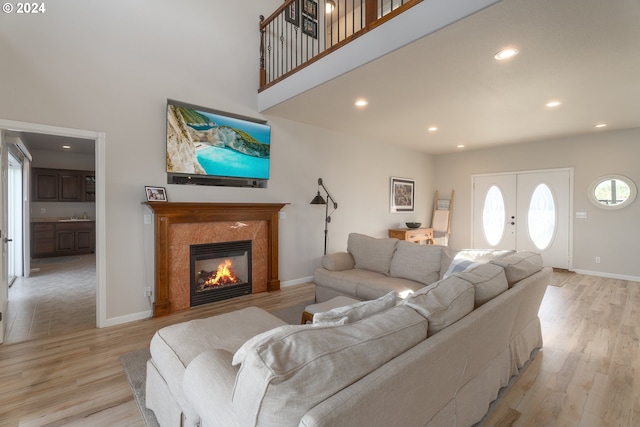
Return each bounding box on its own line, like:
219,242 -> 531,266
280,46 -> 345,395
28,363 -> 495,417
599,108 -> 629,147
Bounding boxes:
100,310 -> 153,328
280,276 -> 314,287
572,269 -> 640,283
100,279 -> 315,328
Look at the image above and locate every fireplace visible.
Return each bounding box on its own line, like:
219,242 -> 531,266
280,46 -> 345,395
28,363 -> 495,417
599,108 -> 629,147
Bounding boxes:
144,202 -> 287,317
190,240 -> 252,306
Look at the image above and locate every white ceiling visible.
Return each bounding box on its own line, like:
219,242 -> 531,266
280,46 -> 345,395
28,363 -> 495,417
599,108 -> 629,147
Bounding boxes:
11,131 -> 95,155
262,0 -> 640,154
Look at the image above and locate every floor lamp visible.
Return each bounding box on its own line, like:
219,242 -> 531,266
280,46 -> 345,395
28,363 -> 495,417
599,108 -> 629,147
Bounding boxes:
310,178 -> 338,255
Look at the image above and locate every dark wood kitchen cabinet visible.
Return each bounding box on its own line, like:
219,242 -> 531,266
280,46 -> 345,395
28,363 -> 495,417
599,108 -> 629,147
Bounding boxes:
32,168 -> 95,202
31,223 -> 56,257
55,222 -> 94,253
33,169 -> 59,201
31,221 -> 95,258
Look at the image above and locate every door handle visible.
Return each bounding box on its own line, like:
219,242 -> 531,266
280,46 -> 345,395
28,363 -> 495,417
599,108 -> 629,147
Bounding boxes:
3,238 -> 12,243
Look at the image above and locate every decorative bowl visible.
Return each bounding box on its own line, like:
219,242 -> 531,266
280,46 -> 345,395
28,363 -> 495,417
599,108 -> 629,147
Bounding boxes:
405,222 -> 422,229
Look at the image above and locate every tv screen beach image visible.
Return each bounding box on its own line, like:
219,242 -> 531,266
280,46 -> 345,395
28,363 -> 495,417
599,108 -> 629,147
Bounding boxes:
166,103 -> 270,179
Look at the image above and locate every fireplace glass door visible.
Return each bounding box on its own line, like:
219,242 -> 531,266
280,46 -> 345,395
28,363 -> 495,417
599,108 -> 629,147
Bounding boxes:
190,240 -> 252,306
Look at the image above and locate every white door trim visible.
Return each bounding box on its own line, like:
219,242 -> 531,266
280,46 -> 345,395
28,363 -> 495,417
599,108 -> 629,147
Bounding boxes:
0,119 -> 107,328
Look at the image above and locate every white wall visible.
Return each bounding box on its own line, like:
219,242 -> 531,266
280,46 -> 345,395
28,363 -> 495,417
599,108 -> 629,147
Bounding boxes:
0,0 -> 434,324
434,128 -> 640,280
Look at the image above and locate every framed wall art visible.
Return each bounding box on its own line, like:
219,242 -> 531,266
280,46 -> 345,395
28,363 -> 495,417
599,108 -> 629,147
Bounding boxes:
390,177 -> 415,212
302,15 -> 317,38
285,0 -> 300,26
302,0 -> 318,19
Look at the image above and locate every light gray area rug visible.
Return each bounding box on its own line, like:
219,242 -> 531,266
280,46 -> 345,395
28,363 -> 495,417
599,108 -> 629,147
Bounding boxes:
119,302 -> 311,426
119,348 -> 159,427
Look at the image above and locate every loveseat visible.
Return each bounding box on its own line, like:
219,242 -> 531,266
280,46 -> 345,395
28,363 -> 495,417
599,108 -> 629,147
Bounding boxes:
313,232 -> 517,303
145,233 -> 550,427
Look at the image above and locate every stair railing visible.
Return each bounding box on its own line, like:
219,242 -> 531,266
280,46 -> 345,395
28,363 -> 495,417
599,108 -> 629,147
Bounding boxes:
259,0 -> 422,91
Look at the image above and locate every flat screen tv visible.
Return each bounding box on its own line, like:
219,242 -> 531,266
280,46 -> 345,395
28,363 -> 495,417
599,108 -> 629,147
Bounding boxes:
166,100 -> 270,188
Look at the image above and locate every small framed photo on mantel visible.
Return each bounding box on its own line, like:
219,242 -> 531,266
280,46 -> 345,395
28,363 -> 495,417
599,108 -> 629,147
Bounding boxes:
145,186 -> 167,202
390,177 -> 415,213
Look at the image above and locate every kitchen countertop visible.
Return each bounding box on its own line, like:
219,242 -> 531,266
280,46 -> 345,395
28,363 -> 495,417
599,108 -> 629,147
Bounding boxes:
32,218 -> 95,223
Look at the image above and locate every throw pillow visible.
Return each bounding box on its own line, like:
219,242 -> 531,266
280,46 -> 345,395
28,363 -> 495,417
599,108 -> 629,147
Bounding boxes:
347,233 -> 398,275
401,276 -> 474,335
455,262 -> 508,307
321,251 -> 355,271
389,241 -> 442,285
313,291 -> 396,324
491,251 -> 543,287
443,258 -> 479,279
232,321 -> 345,367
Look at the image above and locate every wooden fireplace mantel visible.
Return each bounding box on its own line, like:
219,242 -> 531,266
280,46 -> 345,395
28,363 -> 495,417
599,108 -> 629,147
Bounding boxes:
144,202 -> 287,317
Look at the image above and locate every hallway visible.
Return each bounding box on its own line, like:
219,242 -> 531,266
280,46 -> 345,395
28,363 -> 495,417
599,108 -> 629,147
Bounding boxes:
5,254 -> 96,344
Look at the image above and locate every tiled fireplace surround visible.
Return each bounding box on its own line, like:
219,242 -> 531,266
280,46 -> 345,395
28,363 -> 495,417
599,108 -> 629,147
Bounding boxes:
145,202 -> 287,317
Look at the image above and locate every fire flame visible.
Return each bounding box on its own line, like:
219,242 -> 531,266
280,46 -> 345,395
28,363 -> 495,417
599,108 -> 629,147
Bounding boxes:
203,259 -> 240,288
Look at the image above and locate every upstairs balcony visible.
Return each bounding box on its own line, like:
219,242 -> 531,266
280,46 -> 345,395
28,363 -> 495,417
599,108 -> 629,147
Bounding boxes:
258,0 -> 500,111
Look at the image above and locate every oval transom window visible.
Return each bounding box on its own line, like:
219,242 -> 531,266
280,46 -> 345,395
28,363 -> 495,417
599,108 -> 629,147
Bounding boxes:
527,183 -> 556,250
482,185 -> 505,246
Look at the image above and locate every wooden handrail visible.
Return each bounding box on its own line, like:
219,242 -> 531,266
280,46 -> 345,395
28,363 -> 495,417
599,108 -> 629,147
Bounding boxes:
259,0 -> 422,92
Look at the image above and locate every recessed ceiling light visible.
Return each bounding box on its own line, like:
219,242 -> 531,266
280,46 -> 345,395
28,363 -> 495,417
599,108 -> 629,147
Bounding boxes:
457,144 -> 465,149
494,48 -> 519,61
545,100 -> 562,108
428,126 -> 438,132
594,123 -> 607,128
354,99 -> 368,107
62,145 -> 71,149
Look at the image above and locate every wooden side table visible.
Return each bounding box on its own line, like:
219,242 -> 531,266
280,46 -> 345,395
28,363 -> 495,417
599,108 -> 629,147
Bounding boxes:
388,227 -> 434,244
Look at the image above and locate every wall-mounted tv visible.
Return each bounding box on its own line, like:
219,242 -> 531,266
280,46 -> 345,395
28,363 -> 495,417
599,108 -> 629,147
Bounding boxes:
166,99 -> 270,188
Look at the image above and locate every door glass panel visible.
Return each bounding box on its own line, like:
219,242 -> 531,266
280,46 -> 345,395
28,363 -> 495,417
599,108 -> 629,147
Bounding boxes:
482,185 -> 505,246
528,183 -> 556,250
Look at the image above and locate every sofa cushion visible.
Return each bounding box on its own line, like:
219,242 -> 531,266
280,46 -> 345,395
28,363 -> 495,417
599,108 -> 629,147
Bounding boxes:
356,276 -> 426,300
232,306 -> 428,427
455,262 -> 508,307
313,291 -> 396,324
452,249 -> 516,263
441,248 -> 515,278
492,251 -> 543,287
321,251 -> 355,271
401,276 -> 474,335
313,267 -> 385,297
232,322 -> 344,367
389,241 -> 442,285
443,258 -> 479,279
347,233 -> 398,275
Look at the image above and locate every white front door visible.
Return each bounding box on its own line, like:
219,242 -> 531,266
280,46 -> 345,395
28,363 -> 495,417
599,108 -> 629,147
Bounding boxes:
472,174 -> 517,250
472,169 -> 572,269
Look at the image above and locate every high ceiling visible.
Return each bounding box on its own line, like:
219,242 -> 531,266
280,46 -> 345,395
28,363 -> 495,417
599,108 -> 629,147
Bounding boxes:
262,0 -> 640,154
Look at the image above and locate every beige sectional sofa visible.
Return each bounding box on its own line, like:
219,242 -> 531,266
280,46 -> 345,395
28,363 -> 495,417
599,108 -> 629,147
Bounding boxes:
145,233 -> 550,427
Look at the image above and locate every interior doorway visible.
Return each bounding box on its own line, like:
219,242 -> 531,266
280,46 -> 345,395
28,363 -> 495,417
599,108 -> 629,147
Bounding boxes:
0,119 -> 106,344
471,168 -> 573,269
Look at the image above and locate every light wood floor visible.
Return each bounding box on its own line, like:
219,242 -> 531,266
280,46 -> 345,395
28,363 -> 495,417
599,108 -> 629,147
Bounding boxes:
0,273 -> 637,426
